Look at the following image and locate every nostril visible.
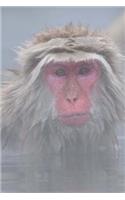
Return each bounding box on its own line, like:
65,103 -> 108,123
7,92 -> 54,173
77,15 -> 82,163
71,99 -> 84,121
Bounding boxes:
67,97 -> 78,103
73,97 -> 77,102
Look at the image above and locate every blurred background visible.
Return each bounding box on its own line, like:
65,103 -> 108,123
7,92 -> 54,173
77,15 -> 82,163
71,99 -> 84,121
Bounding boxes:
1,7 -> 125,68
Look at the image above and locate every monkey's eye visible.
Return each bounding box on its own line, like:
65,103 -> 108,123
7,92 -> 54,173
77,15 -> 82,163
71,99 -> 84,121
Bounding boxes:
55,68 -> 66,77
78,66 -> 92,75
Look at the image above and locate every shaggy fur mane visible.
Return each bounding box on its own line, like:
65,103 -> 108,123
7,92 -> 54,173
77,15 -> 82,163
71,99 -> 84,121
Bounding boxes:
31,24 -> 101,44
1,24 -> 125,153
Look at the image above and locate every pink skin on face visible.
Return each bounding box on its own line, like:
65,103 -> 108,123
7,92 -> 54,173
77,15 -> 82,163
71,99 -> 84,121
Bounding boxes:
44,60 -> 100,126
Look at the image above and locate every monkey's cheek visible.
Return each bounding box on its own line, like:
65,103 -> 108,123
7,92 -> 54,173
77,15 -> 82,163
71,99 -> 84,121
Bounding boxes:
59,114 -> 89,126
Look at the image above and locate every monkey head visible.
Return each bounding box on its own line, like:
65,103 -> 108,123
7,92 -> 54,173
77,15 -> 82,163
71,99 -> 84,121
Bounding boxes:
2,25 -> 124,137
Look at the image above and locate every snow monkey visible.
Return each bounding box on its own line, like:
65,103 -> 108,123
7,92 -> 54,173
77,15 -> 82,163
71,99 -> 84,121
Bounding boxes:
1,24 -> 125,192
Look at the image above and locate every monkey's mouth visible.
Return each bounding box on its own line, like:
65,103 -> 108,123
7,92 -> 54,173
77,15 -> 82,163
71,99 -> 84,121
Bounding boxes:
59,112 -> 89,126
62,112 -> 87,117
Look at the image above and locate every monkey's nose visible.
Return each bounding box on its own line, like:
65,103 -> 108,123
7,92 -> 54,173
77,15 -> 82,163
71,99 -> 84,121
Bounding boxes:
66,96 -> 78,103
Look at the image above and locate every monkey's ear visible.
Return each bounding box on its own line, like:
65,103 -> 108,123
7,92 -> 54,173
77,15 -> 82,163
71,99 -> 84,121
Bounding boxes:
108,12 -> 125,55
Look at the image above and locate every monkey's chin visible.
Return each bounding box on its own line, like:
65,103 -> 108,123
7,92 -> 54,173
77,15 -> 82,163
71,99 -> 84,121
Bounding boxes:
58,113 -> 89,126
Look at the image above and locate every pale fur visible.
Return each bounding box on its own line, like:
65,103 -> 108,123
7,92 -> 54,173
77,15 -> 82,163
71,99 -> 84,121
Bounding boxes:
1,25 -> 125,153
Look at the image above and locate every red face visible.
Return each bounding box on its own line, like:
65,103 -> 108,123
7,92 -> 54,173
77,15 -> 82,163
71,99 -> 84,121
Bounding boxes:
44,60 -> 100,126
